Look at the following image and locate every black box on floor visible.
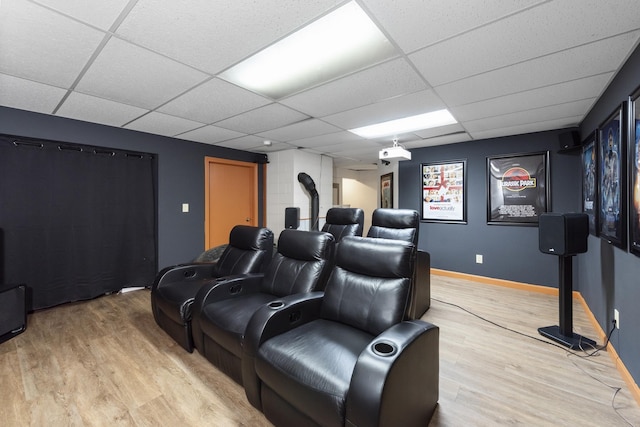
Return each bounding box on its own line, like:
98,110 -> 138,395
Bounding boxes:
0,284 -> 27,344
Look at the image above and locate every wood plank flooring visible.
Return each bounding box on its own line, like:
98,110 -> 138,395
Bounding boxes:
1,274 -> 639,426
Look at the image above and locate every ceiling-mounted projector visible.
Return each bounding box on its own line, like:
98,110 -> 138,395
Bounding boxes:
379,140 -> 411,161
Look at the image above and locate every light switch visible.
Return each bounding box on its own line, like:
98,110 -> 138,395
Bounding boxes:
182,203 -> 189,213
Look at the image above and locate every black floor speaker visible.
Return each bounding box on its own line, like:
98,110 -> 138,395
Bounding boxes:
0,284 -> 27,344
284,207 -> 300,229
539,213 -> 588,256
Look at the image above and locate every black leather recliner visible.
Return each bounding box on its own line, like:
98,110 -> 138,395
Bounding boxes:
367,208 -> 431,319
321,207 -> 364,241
190,229 -> 335,384
242,236 -> 439,427
151,225 -> 274,352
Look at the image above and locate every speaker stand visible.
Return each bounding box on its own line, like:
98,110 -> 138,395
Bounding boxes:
538,255 -> 596,350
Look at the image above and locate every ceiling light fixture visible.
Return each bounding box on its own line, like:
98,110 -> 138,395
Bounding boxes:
349,109 -> 458,139
220,1 -> 395,99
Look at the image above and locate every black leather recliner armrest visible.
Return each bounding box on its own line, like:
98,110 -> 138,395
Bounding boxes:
242,291 -> 324,409
192,273 -> 265,308
151,262 -> 219,291
346,320 -> 439,427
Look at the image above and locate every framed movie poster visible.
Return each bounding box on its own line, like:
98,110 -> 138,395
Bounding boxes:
629,88 -> 640,256
582,132 -> 598,235
487,152 -> 549,225
421,160 -> 466,223
380,172 -> 393,208
598,103 -> 627,249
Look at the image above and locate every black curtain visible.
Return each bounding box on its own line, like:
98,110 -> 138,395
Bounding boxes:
0,134 -> 157,310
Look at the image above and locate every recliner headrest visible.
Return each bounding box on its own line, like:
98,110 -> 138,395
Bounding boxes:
277,229 -> 335,261
325,208 -> 364,226
229,225 -> 274,251
367,209 -> 419,245
336,236 -> 414,278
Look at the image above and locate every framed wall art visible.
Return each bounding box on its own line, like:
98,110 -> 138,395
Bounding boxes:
487,152 -> 549,225
598,103 -> 627,249
581,132 -> 599,236
421,160 -> 466,223
629,88 -> 640,256
380,172 -> 393,208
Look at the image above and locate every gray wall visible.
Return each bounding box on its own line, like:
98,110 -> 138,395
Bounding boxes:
578,44 -> 640,387
0,107 -> 266,268
399,44 -> 640,389
399,129 -> 581,287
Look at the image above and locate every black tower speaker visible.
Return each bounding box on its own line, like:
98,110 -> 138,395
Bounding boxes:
538,212 -> 595,349
284,207 -> 300,229
0,284 -> 27,344
539,213 -> 588,256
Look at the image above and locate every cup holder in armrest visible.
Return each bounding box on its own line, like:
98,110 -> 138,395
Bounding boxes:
268,301 -> 284,309
372,341 -> 397,357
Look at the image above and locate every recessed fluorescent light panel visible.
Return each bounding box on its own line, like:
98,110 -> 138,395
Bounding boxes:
220,1 -> 395,99
349,109 -> 458,139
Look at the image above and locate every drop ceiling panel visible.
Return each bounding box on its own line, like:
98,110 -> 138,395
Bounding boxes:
435,31 -> 640,107
0,0 -> 105,87
125,111 -> 205,136
76,37 -> 209,109
464,99 -> 592,133
469,116 -> 583,141
56,92 -> 149,127
451,74 -> 611,122
410,0 -> 640,86
158,78 -> 272,124
257,119 -> 340,142
116,0 -> 344,74
412,123 -> 466,139
0,74 -> 66,113
364,0 -> 544,53
214,103 -> 309,134
403,132 -> 473,148
288,131 -> 365,149
280,58 -> 428,117
32,0 -> 131,31
177,125 -> 246,145
322,89 -> 446,129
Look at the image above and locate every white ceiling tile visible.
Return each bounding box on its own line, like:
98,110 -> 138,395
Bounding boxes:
158,78 -> 272,124
215,103 -> 309,134
125,111 -> 205,136
322,90 -> 446,129
116,0 -> 344,74
177,125 -> 246,145
0,74 -> 66,113
32,0 -> 131,30
403,132 -> 473,148
76,37 -> 209,109
469,116 -> 583,140
257,119 -> 340,142
280,58 -> 428,117
288,131 -> 365,149
464,99 -> 592,132
450,74 -> 612,122
364,0 -> 544,52
410,0 -> 640,86
0,0 -> 105,87
56,92 -> 148,127
435,31 -> 640,107
412,123 -> 466,139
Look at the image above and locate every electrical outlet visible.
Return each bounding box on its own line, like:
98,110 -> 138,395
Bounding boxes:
614,309 -> 620,329
475,254 -> 483,264
182,203 -> 189,213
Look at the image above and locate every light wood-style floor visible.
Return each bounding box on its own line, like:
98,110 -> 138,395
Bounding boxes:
1,274 -> 639,426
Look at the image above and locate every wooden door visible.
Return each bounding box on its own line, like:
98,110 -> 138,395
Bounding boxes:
204,157 -> 258,248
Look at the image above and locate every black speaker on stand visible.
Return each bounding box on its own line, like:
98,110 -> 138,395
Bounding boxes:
538,213 -> 596,349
